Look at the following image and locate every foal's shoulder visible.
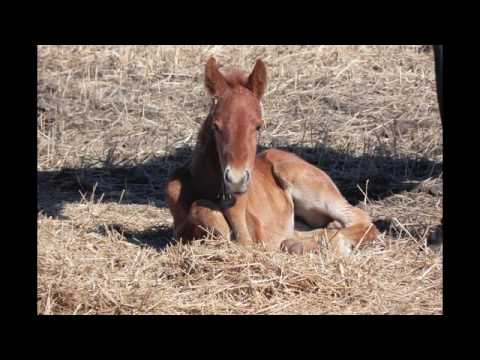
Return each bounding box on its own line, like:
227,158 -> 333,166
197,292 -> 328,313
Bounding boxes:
257,148 -> 302,163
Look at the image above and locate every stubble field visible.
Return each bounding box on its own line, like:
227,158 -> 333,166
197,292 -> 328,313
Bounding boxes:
37,45 -> 443,314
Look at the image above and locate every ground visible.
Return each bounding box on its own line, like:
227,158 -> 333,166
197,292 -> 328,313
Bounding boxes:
37,45 -> 443,315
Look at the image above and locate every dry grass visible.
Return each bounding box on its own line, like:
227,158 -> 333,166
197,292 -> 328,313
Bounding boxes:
37,45 -> 442,315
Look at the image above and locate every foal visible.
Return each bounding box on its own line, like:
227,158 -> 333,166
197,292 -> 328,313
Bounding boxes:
166,57 -> 380,255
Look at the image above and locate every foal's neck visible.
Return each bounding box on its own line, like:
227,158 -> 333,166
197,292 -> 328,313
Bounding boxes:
189,106 -> 223,200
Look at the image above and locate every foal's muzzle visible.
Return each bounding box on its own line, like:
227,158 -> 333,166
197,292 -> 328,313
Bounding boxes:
224,166 -> 251,194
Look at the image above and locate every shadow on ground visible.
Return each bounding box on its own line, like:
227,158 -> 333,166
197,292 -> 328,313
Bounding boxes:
38,144 -> 442,250
94,223 -> 174,251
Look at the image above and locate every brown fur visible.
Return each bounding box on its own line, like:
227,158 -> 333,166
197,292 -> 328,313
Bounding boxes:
166,57 -> 380,255
223,69 -> 249,87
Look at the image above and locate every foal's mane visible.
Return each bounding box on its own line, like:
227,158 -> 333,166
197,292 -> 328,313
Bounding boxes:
222,68 -> 248,88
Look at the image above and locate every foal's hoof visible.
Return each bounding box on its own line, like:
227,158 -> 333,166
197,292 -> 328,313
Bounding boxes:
327,220 -> 342,230
280,239 -> 304,255
365,224 -> 381,242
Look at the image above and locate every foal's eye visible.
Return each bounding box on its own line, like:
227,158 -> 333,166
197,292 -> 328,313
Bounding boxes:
212,123 -> 220,132
256,124 -> 262,131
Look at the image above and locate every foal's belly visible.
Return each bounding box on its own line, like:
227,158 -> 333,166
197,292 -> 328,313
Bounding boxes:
245,157 -> 295,250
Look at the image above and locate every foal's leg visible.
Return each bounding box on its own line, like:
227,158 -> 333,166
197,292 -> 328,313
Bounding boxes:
165,167 -> 196,239
189,199 -> 231,240
270,153 -> 379,255
165,167 -> 230,241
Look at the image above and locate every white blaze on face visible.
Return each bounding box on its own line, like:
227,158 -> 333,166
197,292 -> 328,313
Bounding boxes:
227,166 -> 246,183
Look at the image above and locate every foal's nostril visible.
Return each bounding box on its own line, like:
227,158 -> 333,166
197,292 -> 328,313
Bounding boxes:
244,170 -> 250,183
224,168 -> 233,183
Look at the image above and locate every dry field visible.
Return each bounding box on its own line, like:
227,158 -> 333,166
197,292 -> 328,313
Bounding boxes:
37,45 -> 443,315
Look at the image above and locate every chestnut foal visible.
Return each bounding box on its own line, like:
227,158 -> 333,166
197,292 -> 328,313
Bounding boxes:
166,57 -> 379,255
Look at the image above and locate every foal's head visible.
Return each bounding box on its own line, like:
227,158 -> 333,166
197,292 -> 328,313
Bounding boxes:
204,57 -> 267,195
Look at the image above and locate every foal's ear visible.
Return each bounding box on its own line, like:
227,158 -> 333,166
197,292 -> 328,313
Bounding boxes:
205,57 -> 228,97
247,59 -> 267,100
